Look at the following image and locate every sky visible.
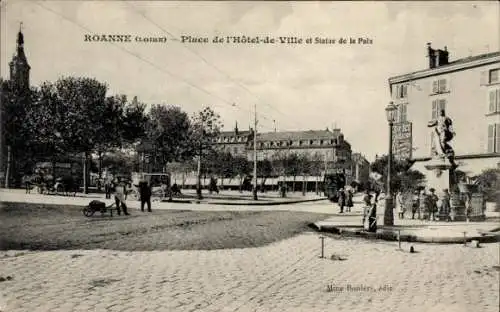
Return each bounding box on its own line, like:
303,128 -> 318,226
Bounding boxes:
1,1 -> 499,162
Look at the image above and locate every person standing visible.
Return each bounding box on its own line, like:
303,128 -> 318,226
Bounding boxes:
338,188 -> 346,213
114,178 -> 130,216
441,189 -> 451,221
362,190 -> 372,228
428,188 -> 438,221
139,181 -> 152,212
411,190 -> 420,219
419,189 -> 427,220
346,189 -> 354,213
396,191 -> 404,219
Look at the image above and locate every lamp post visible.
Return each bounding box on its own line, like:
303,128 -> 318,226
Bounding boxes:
384,101 -> 398,226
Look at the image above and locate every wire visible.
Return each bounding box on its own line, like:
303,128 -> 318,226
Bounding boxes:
124,2 -> 308,130
33,2 -> 258,118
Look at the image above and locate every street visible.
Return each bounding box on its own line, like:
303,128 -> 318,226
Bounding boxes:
0,199 -> 499,312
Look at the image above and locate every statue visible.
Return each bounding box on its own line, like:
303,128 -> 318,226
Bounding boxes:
427,109 -> 457,169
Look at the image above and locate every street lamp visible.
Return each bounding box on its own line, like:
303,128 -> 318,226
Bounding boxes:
384,101 -> 398,226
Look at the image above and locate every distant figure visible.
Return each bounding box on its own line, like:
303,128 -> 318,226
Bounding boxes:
171,183 -> 181,196
419,190 -> 427,220
113,178 -> 130,216
362,190 -> 372,226
440,189 -> 451,221
137,181 -> 152,212
338,188 -> 346,213
428,188 -> 438,221
396,191 -> 404,219
374,188 -> 381,203
411,190 -> 420,219
346,189 -> 353,213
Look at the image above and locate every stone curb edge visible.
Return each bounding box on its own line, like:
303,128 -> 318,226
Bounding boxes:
311,223 -> 500,244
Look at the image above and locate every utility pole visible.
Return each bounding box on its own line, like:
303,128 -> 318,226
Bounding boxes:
253,103 -> 258,200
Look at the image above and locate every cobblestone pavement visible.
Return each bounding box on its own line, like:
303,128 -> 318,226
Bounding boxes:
0,234 -> 498,312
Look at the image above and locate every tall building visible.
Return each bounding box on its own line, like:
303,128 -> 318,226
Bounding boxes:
214,122 -> 253,158
9,27 -> 31,91
1,26 -> 31,182
388,43 -> 500,181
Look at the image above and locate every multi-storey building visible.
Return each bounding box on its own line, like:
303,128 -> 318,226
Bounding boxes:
214,123 -> 253,158
351,152 -> 370,186
388,43 -> 500,181
246,129 -> 351,163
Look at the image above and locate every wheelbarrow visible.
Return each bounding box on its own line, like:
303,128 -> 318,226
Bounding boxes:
83,200 -> 115,217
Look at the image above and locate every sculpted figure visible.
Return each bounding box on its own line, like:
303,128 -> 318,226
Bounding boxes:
428,109 -> 457,168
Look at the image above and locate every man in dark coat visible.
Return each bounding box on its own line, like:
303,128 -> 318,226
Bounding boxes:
138,181 -> 152,212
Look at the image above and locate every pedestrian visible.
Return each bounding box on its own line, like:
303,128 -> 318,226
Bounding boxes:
362,190 -> 372,227
346,189 -> 353,213
441,189 -> 451,221
338,188 -> 346,213
367,200 -> 377,232
114,178 -> 130,216
139,181 -> 152,212
428,188 -> 438,221
419,189 -> 427,220
396,190 -> 404,219
411,190 -> 419,219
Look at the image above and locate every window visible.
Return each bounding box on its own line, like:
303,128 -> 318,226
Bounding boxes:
489,89 -> 500,114
432,79 -> 448,94
394,84 -> 408,99
487,124 -> 500,153
398,103 -> 408,122
431,99 -> 446,120
490,69 -> 499,84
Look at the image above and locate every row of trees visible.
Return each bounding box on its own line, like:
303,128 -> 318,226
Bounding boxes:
1,76 -> 223,191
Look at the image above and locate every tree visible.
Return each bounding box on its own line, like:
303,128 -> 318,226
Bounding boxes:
473,168 -> 499,202
370,155 -> 425,194
144,104 -> 192,172
46,77 -> 111,193
189,106 -> 222,199
121,96 -> 148,147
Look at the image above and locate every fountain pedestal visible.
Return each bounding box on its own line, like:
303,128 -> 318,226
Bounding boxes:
424,156 -> 466,221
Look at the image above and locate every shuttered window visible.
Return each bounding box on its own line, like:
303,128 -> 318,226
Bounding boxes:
487,124 -> 500,153
488,89 -> 500,113
490,69 -> 499,84
432,79 -> 448,94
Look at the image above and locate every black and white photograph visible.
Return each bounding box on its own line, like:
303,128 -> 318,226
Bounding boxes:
0,1 -> 499,311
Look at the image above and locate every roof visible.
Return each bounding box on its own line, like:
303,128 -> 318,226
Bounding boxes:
389,51 -> 500,82
219,130 -> 251,136
256,130 -> 342,141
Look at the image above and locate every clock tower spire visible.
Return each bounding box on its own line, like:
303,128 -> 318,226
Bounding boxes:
9,22 -> 30,91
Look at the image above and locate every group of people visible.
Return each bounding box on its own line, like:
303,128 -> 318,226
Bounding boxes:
337,188 -> 354,213
104,177 -> 153,216
394,188 -> 452,221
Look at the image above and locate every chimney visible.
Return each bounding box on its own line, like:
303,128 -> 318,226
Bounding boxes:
427,42 -> 436,69
436,46 -> 449,66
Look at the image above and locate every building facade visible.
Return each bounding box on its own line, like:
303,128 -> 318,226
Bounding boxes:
388,43 -> 500,180
214,123 -> 253,158
351,152 -> 370,185
246,129 -> 351,164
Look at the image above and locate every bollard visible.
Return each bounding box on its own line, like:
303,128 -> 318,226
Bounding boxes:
463,232 -> 467,246
319,236 -> 325,258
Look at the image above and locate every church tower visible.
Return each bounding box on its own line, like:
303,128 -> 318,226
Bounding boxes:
9,23 -> 30,91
